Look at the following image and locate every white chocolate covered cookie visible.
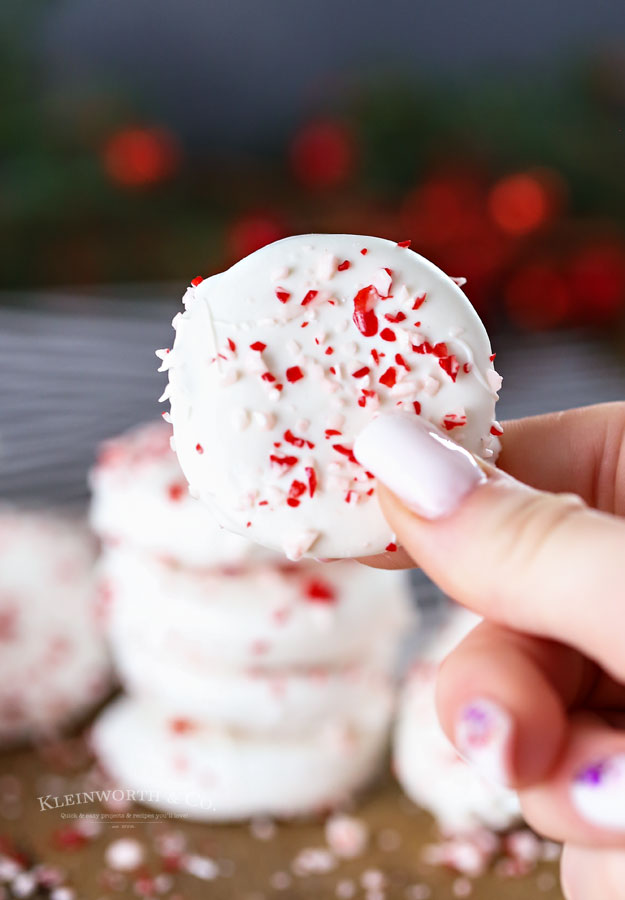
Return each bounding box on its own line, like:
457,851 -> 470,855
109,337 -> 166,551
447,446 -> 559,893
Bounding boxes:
0,509 -> 110,744
90,421 -> 276,569
394,607 -> 521,833
161,234 -> 501,559
93,695 -> 391,820
100,546 -> 412,671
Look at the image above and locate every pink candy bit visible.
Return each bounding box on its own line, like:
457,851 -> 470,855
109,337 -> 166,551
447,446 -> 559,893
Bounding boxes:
195,443 -> 204,454
397,239 -> 412,248
324,814 -> 369,859
337,260 -> 351,271
167,482 -> 186,502
439,354 -> 460,382
286,365 -> 304,383
169,717 -> 196,734
105,838 -> 144,872
442,412 -> 467,431
301,289 -> 318,306
305,466 -> 317,497
250,341 -> 266,351
190,276 -> 204,286
302,578 -> 336,604
275,288 -> 291,303
353,285 -> 382,337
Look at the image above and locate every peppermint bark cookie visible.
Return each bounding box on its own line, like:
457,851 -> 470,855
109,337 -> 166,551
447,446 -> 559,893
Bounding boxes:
160,234 -> 501,559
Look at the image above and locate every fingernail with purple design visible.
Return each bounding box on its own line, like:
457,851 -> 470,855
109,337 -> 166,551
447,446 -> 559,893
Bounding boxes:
454,698 -> 513,787
571,756 -> 625,830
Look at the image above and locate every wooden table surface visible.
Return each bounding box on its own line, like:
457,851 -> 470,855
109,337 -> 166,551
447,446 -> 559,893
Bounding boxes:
1,733 -> 563,900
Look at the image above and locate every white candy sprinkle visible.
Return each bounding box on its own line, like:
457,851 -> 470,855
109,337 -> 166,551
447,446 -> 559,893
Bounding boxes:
183,854 -> 219,880
253,411 -> 276,430
423,375 -> 440,396
231,408 -> 250,430
105,838 -> 144,872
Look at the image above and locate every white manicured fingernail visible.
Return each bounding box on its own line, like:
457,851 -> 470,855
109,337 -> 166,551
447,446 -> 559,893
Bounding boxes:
571,756 -> 625,830
353,413 -> 486,519
454,698 -> 513,786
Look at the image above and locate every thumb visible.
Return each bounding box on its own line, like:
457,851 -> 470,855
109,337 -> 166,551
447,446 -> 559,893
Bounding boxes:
354,413 -> 625,681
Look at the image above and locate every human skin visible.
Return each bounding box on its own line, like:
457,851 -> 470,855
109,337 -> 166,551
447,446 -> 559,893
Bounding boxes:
354,402 -> 625,900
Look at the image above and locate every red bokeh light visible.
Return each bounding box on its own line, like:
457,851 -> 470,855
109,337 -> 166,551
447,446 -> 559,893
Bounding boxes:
226,213 -> 288,261
290,119 -> 357,189
504,262 -> 572,330
568,243 -> 625,325
102,127 -> 180,187
488,173 -> 552,235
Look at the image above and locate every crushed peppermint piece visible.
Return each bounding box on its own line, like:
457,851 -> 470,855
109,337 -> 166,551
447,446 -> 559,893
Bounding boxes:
250,341 -> 266,351
337,260 -> 351,271
190,276 -> 204,286
397,239 -> 412,247
275,289 -> 291,303
286,366 -> 304,383
105,838 -> 144,872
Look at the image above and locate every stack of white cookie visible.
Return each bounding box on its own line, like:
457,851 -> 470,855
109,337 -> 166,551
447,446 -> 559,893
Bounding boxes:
89,422 -> 411,820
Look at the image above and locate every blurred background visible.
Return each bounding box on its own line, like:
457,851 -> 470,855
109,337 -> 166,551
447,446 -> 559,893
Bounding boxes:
2,0 -> 625,506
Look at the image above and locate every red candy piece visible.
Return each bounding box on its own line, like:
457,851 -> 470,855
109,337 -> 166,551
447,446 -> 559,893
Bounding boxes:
352,366 -> 370,378
412,293 -> 426,310
332,443 -> 358,464
490,423 -> 504,436
395,353 -> 410,370
384,311 -> 406,323
270,454 -> 298,469
167,483 -> 185,502
227,338 -> 236,352
413,400 -> 421,414
284,429 -> 314,449
379,327 -> 396,342
303,579 -> 336,603
190,276 -> 204,287
379,367 -> 397,388
305,466 -> 317,497
287,479 -> 307,507
250,341 -> 266,351
275,289 -> 291,303
353,285 -> 382,337
286,365 -> 304,383
439,354 -> 460,382
397,239 -> 411,248
301,290 -> 318,306
442,413 -> 467,431
337,260 -> 351,271
195,443 -> 204,454
386,542 -> 398,552
170,718 -> 196,734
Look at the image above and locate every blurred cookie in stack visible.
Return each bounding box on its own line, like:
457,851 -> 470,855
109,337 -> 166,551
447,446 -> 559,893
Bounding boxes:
394,605 -> 521,835
89,422 -> 412,819
0,508 -> 110,746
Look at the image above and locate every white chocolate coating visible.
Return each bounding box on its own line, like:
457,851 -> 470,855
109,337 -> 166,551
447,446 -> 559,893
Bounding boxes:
394,607 -> 521,833
89,421 -> 277,569
162,234 -> 501,559
93,695 -> 391,820
0,509 -> 110,744
100,546 -> 412,670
